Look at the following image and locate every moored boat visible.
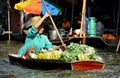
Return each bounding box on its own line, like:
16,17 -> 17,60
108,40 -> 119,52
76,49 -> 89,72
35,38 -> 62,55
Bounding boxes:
51,36 -> 117,48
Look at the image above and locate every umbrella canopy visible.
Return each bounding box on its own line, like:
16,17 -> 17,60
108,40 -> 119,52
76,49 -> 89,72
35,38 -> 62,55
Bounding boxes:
14,0 -> 33,10
42,0 -> 62,15
14,0 -> 62,15
24,0 -> 42,15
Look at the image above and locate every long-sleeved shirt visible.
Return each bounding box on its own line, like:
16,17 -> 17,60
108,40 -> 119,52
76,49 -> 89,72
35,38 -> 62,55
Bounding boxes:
18,25 -> 54,56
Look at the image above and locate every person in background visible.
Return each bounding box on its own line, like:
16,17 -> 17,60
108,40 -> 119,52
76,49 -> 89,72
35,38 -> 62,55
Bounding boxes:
72,12 -> 88,37
96,17 -> 104,36
62,16 -> 71,32
18,12 -> 66,57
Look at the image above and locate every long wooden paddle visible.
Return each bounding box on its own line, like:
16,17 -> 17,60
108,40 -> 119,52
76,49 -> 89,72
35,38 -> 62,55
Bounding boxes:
42,0 -> 64,45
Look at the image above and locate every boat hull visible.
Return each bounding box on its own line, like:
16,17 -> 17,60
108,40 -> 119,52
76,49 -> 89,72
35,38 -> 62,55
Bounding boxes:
8,54 -> 105,70
71,61 -> 105,70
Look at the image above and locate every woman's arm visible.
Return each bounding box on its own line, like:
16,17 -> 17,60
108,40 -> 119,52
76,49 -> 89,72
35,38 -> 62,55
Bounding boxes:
54,44 -> 66,50
34,12 -> 50,30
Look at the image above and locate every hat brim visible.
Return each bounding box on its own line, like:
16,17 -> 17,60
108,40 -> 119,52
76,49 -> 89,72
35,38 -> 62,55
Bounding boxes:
23,16 -> 41,30
23,30 -> 28,35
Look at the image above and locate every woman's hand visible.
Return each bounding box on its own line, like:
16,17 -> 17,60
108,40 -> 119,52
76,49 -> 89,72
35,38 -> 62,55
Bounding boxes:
61,43 -> 67,49
34,11 -> 50,29
60,43 -> 67,51
77,21 -> 81,24
45,11 -> 50,18
54,43 -> 67,51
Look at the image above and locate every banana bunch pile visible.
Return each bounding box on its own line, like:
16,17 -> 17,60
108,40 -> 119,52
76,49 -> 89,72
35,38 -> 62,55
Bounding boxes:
37,49 -> 62,60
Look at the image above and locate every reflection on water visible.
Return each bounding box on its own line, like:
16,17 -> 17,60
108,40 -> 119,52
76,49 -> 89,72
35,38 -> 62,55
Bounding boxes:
0,40 -> 120,78
17,71 -> 96,78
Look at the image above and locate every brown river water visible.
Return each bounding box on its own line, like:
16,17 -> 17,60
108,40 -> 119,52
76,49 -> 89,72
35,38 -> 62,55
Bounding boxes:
0,40 -> 120,78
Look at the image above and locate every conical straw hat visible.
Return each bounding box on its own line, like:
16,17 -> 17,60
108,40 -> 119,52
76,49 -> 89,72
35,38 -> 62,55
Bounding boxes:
29,16 -> 41,26
23,16 -> 41,34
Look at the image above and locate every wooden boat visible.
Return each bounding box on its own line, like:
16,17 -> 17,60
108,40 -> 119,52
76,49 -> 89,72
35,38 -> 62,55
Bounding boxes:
8,54 -> 105,70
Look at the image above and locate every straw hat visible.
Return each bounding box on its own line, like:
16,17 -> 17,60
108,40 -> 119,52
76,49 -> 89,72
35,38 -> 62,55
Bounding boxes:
23,16 -> 41,34
29,16 -> 41,26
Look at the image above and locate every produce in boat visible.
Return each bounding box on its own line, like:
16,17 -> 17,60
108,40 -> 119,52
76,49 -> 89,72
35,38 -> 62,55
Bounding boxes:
26,43 -> 103,62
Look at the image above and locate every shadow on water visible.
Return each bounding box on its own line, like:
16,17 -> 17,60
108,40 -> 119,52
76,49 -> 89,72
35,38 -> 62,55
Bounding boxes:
0,40 -> 120,78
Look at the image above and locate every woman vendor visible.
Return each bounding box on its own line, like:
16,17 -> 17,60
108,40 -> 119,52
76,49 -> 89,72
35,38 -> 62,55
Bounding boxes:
18,12 -> 66,57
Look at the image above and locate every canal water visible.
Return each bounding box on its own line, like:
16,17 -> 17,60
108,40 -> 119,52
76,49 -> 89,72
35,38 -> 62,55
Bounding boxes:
0,40 -> 120,78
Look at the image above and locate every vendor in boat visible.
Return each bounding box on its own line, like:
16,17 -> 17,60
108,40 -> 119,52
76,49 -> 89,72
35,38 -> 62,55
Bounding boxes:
62,16 -> 71,32
72,12 -> 88,37
18,12 -> 66,57
96,16 -> 104,36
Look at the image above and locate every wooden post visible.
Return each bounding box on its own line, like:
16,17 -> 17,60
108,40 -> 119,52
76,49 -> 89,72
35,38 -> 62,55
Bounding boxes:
20,0 -> 24,35
116,0 -> 120,36
8,7 -> 11,44
20,11 -> 24,34
7,0 -> 11,44
80,0 -> 87,44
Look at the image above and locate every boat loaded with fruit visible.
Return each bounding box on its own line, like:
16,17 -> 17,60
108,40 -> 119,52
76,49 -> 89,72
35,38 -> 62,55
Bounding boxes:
8,42 -> 105,70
